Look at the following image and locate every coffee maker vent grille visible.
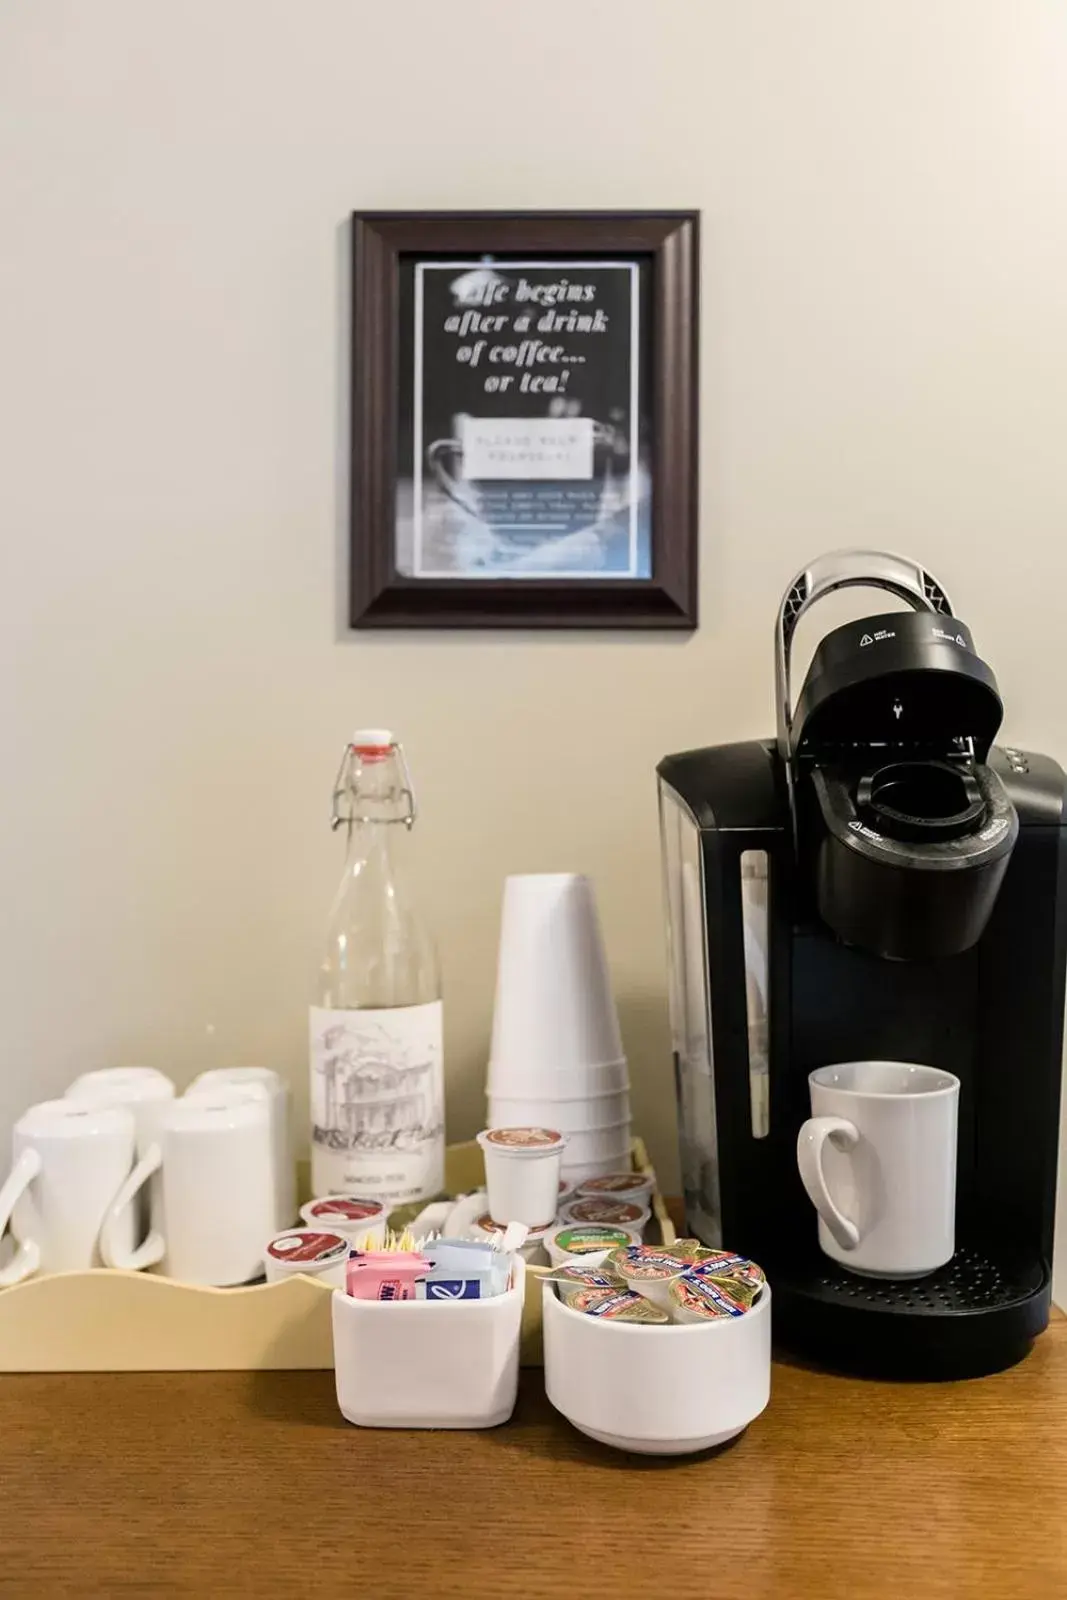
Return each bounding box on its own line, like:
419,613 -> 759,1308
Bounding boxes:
811,1245 -> 1042,1316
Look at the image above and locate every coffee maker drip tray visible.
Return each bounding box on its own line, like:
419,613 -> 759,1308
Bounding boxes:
772,1240 -> 1050,1379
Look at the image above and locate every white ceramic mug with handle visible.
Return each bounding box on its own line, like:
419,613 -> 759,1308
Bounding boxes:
797,1061 -> 960,1278
65,1067 -> 176,1150
66,1068 -> 176,1241
101,1092 -> 275,1285
0,1100 -> 137,1286
186,1067 -> 294,1230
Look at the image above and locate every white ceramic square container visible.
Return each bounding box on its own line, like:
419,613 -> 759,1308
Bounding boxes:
542,1278 -> 771,1454
332,1256 -> 525,1429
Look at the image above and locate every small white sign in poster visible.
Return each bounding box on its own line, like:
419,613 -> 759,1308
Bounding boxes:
458,416 -> 594,482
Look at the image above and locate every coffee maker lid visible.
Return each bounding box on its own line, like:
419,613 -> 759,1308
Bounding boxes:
793,610 -> 1004,758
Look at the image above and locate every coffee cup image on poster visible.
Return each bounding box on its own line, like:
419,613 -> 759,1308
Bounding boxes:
394,261 -> 652,579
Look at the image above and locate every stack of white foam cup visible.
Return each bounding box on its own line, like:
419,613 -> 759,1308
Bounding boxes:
486,874 -> 630,1187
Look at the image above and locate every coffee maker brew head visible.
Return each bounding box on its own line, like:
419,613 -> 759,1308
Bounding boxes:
775,551 -> 1018,960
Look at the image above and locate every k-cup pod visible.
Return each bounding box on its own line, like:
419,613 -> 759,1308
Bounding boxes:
545,1224 -> 639,1267
560,1151 -> 636,1188
300,1195 -> 388,1249
469,1212 -> 552,1265
488,875 -> 624,1079
574,1171 -> 654,1204
610,1245 -> 690,1311
476,1127 -> 566,1228
560,1196 -> 650,1233
264,1229 -> 350,1287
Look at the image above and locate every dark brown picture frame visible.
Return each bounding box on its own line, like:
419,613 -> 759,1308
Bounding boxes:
349,210 -> 699,629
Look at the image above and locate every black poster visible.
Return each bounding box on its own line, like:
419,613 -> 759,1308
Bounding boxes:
395,261 -> 652,579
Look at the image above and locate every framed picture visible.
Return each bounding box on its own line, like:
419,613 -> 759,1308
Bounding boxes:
349,210 -> 699,629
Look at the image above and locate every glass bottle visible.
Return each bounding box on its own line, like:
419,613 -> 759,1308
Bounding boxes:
310,730 -> 444,1203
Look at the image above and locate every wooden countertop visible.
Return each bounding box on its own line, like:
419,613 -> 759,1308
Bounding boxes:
3,1320 -> 1066,1598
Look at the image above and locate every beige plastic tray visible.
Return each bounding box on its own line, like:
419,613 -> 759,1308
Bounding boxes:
0,1137 -> 672,1371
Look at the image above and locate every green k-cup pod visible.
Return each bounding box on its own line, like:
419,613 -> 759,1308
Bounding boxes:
551,1225 -> 634,1258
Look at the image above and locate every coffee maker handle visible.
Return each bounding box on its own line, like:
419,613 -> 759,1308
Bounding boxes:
775,549 -> 954,763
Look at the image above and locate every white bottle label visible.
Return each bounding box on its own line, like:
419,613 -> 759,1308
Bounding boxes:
309,1002 -> 444,1205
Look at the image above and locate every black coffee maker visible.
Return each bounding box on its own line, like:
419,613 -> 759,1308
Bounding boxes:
658,551 -> 1067,1376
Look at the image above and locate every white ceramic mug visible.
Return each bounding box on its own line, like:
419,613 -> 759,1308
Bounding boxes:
186,1068 -> 294,1230
101,1092 -> 275,1285
65,1067 -> 176,1148
66,1068 -> 176,1241
797,1061 -> 960,1278
0,1100 -> 137,1285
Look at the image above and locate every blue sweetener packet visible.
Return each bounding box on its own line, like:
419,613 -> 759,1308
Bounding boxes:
418,1237 -> 511,1298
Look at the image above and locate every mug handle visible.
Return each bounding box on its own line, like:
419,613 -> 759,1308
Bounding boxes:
427,438 -> 481,518
0,1149 -> 43,1286
100,1143 -> 165,1271
797,1116 -> 861,1251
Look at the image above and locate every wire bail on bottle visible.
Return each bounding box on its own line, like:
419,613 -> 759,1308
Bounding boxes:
330,738 -> 417,832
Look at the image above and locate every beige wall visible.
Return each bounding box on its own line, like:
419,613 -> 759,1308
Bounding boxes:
3,3 -> 1067,1253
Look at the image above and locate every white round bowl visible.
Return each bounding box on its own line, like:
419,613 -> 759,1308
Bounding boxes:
542,1281 -> 771,1454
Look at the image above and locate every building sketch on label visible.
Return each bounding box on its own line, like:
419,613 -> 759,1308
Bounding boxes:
311,1011 -> 443,1157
